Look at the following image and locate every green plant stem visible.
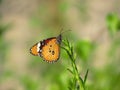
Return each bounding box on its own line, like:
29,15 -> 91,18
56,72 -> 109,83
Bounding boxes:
62,39 -> 84,90
70,54 -> 84,90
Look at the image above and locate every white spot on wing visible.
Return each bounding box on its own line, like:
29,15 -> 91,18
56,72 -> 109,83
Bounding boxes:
37,42 -> 40,52
40,49 -> 42,52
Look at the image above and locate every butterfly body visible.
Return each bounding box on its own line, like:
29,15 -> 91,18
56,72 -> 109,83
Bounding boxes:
30,34 -> 62,63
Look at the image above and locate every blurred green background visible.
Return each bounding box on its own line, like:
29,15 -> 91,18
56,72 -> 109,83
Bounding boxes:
0,0 -> 120,90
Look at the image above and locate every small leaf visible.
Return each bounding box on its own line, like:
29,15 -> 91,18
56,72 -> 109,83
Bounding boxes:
74,53 -> 77,60
67,68 -> 73,75
84,69 -> 89,85
62,39 -> 67,45
70,45 -> 74,55
79,76 -> 84,88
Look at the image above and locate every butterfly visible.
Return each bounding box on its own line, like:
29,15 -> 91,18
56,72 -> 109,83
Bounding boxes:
30,33 -> 62,63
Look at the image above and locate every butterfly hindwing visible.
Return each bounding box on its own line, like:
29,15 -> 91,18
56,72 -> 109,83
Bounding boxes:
40,38 -> 60,62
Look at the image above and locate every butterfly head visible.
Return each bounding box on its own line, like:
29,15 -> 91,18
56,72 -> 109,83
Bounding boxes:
56,34 -> 62,45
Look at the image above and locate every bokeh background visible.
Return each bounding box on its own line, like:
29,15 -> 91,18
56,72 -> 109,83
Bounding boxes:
0,0 -> 120,90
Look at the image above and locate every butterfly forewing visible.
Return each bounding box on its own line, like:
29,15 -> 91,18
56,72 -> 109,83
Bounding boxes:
30,43 -> 39,56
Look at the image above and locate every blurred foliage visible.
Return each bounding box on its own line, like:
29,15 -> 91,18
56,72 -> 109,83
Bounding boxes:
0,70 -> 14,83
29,0 -> 79,33
58,1 -> 69,13
0,23 -> 10,37
106,13 -> 120,36
0,23 -> 11,63
87,13 -> 120,90
75,40 -> 95,61
28,56 -> 69,90
77,0 -> 89,22
88,63 -> 120,90
107,13 -> 120,62
0,22 -> 12,90
0,0 -> 2,4
0,6 -> 12,88
20,75 -> 40,90
109,36 -> 120,61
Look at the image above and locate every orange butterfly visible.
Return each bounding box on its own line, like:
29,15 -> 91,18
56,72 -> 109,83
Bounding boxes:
30,34 -> 62,63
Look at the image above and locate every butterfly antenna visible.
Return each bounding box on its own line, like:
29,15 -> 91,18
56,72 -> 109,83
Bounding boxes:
59,28 -> 71,35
